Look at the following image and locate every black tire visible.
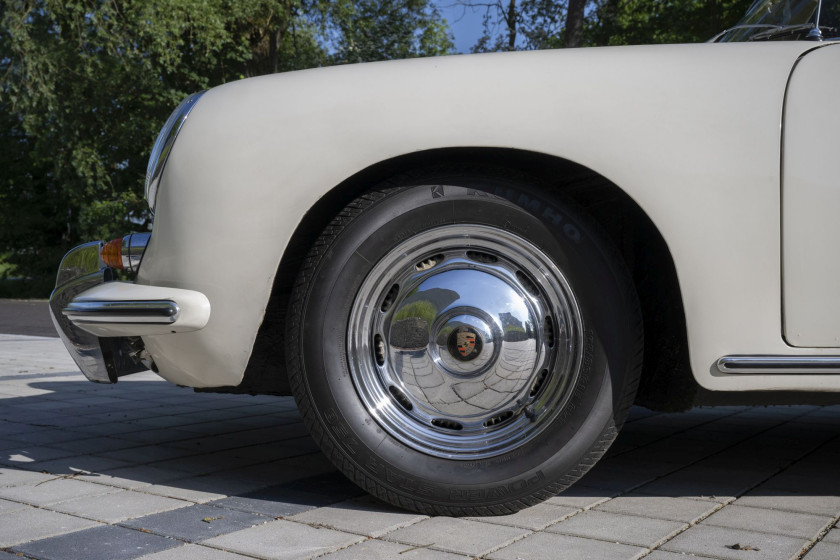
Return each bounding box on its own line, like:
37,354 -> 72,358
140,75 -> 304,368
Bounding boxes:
286,170 -> 643,515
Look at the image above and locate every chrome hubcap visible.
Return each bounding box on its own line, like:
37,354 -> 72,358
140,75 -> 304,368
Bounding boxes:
348,224 -> 582,459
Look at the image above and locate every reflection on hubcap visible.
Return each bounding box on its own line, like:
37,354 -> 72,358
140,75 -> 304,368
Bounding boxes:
348,224 -> 582,459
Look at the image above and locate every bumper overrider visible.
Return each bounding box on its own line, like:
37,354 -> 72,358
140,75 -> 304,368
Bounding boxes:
49,233 -> 210,383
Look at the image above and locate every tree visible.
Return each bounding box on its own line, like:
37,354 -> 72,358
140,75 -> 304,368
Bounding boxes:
565,0 -> 585,46
453,0 -> 565,52
454,0 -> 756,51
586,0 -> 755,46
0,0 -> 451,295
328,0 -> 453,63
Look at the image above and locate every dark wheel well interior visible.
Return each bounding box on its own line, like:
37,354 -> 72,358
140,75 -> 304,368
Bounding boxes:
240,148 -> 695,411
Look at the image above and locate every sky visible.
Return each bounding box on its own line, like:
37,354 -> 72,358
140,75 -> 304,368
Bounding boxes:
437,2 -> 488,53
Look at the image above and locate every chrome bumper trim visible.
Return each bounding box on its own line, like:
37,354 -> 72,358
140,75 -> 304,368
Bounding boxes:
717,355 -> 840,374
63,300 -> 179,324
52,239 -> 211,382
120,233 -> 151,273
49,241 -> 145,383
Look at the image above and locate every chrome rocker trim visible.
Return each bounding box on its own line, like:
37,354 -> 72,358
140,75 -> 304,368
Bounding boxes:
63,300 -> 180,324
717,355 -> 840,374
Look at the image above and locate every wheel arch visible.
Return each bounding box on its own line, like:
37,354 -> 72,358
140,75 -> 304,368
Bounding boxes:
243,147 -> 695,411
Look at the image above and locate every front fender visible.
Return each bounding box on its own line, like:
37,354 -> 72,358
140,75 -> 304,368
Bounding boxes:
139,43 -> 824,392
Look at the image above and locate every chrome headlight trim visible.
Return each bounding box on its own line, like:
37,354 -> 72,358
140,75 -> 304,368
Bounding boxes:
144,90 -> 206,211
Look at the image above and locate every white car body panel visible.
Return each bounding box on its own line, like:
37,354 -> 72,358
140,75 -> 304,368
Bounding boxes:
137,42 -> 840,392
782,45 -> 840,347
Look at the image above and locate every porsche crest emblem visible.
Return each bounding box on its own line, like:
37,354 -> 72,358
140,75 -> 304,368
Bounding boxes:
447,326 -> 483,362
456,332 -> 476,357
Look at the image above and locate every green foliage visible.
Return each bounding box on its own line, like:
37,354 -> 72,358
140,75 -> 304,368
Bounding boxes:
0,0 -> 451,295
393,300 -> 437,324
328,0 -> 453,63
586,0 -> 755,45
458,0 -> 756,51
464,0 -> 566,52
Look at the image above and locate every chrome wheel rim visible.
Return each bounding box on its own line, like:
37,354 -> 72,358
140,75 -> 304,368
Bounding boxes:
348,224 -> 583,459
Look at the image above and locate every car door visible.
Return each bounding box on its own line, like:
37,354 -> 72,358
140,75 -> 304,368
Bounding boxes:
783,42 -> 840,347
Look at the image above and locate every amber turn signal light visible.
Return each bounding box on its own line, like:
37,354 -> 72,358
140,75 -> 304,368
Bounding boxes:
99,233 -> 151,273
101,238 -> 125,269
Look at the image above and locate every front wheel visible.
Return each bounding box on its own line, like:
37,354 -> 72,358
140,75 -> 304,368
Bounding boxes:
286,171 -> 642,515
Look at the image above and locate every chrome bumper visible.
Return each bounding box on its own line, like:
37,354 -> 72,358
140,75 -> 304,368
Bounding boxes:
49,242 -> 138,383
50,241 -> 211,383
63,300 -> 180,324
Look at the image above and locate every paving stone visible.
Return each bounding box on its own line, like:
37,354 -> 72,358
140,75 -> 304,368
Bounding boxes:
488,531 -> 646,560
209,469 -> 363,518
13,524 -> 178,560
596,493 -> 720,523
136,543 -> 257,559
31,455 -> 131,475
763,472 -> 840,499
209,442 -> 312,464
735,491 -> 840,517
635,465 -> 768,503
546,509 -> 686,547
0,421 -> 52,435
210,490 -> 324,517
204,519 -> 364,559
642,552 -> 698,560
49,489 -> 192,522
100,444 -> 195,464
148,468 -> 275,495
48,436 -> 139,454
140,480 -> 228,503
823,528 -> 840,544
115,428 -> 200,444
2,445 -> 80,465
0,506 -> 101,547
5,428 -> 87,446
575,462 -> 659,492
384,517 -> 529,556
0,476 -> 118,505
661,524 -> 809,560
628,438 -> 729,465
805,541 -> 840,560
290,495 -> 427,537
318,539 -> 471,559
0,439 -> 20,453
0,466 -> 54,487
593,455 -> 677,478
0,497 -> 26,514
165,436 -> 253,454
78,464 -> 188,489
703,504 -> 833,539
121,503 -> 269,542
283,471 -> 365,501
70,422 -> 150,436
544,485 -> 614,509
468,502 -> 579,530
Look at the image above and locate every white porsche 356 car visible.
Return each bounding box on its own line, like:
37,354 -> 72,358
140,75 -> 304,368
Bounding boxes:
51,0 -> 839,514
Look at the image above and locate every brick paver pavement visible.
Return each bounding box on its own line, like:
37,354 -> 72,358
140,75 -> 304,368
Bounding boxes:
1,333 -> 838,560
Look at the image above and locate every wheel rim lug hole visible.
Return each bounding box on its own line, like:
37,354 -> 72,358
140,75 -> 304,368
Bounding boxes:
373,334 -> 386,366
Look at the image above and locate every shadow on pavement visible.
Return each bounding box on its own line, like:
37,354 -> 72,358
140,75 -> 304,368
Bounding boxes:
1,378 -> 839,518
